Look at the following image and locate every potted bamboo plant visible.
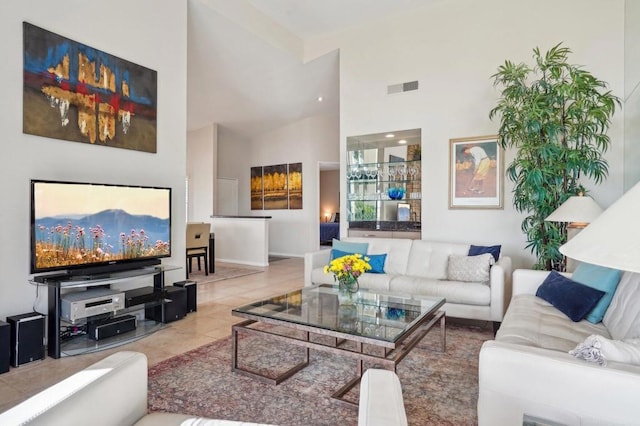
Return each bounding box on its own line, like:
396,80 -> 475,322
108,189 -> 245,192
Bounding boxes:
490,43 -> 620,271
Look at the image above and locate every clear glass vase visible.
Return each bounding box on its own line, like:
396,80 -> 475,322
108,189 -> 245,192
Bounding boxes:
337,275 -> 359,293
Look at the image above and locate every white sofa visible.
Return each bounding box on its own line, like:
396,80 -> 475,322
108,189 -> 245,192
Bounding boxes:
304,237 -> 512,323
0,351 -> 407,426
478,269 -> 640,426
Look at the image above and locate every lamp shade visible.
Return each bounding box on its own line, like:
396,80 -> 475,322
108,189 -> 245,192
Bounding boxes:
545,195 -> 603,225
560,182 -> 640,273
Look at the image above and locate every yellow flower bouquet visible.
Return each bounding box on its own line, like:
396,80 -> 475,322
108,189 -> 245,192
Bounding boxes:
323,253 -> 371,293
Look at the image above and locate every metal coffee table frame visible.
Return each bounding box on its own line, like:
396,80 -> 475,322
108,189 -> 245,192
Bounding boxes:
231,289 -> 446,408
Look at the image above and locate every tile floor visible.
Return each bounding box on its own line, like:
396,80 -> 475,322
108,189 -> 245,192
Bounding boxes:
0,257 -> 305,413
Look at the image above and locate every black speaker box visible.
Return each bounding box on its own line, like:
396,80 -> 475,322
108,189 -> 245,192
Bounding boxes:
124,286 -> 164,308
174,280 -> 197,313
0,321 -> 9,373
7,313 -> 45,367
146,286 -> 187,323
87,315 -> 137,341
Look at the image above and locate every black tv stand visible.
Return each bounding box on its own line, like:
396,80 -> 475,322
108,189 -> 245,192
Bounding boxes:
30,264 -> 178,358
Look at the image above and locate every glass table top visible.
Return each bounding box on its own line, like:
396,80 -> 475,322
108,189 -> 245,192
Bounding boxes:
232,284 -> 445,343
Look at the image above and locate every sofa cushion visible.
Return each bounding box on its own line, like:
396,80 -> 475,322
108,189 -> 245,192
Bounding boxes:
496,294 -> 610,352
390,275 -> 490,305
351,272 -> 394,292
332,239 -> 368,255
571,262 -> 622,324
344,238 -> 412,275
535,271 -> 605,322
311,267 -> 339,285
468,244 -> 501,262
446,253 -> 493,283
603,271 -> 640,340
405,240 -> 470,279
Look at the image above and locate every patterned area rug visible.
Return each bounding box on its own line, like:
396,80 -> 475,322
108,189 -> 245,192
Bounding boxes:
189,263 -> 264,283
148,321 -> 493,425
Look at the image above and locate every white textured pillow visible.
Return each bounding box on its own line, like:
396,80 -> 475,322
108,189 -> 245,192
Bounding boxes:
570,334 -> 640,366
603,272 -> 640,340
446,253 -> 494,283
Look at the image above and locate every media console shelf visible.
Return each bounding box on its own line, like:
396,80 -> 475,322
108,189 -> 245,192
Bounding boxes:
29,265 -> 180,359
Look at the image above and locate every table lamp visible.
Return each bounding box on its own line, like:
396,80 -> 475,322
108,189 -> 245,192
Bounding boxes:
559,182 -> 640,273
545,193 -> 603,229
545,193 -> 603,271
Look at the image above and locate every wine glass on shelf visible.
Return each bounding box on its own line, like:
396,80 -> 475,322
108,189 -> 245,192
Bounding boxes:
397,165 -> 407,180
365,166 -> 375,180
408,165 -> 418,181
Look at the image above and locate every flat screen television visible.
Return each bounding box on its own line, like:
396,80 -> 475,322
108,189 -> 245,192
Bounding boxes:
30,179 -> 171,275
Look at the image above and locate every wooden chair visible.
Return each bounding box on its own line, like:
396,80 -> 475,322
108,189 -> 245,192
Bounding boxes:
186,222 -> 210,278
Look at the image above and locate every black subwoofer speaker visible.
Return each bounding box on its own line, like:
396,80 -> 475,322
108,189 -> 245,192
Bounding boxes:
0,321 -> 10,373
146,286 -> 187,323
6,312 -> 45,367
87,315 -> 137,340
174,280 -> 197,313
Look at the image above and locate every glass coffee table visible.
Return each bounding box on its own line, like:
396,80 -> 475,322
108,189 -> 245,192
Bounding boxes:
231,284 -> 446,407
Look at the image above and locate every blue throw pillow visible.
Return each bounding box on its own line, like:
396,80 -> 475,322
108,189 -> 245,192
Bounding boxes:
366,253 -> 387,274
468,244 -> 501,262
330,250 -> 386,273
332,239 -> 368,255
571,263 -> 622,324
536,271 -> 606,322
330,248 -> 354,261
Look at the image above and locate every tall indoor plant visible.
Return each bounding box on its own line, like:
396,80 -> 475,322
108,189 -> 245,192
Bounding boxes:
489,43 -> 620,271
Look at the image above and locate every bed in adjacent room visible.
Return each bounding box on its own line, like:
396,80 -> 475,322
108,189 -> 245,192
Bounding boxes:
320,222 -> 339,245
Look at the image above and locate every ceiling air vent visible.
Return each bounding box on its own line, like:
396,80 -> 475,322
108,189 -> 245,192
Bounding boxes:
387,80 -> 419,94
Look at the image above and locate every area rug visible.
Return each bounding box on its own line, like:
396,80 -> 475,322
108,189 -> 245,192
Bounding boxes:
189,263 -> 264,283
148,321 -> 492,425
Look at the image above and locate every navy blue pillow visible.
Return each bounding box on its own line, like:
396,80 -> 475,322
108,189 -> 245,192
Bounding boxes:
536,271 -> 606,322
468,244 -> 501,262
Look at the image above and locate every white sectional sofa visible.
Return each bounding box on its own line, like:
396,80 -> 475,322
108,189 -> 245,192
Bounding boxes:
304,237 -> 512,323
478,269 -> 640,425
0,351 -> 407,426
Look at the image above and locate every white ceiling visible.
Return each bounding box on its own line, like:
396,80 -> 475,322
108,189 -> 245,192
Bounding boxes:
187,0 -> 438,138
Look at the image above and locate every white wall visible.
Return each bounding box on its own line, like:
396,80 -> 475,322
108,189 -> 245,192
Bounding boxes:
0,0 -> 187,317
218,127 -> 252,213
310,0 -> 625,269
624,0 -> 640,190
219,114 -> 340,256
187,123 -> 218,221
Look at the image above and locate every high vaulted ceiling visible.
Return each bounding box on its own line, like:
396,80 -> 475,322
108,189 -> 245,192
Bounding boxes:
187,0 -> 438,139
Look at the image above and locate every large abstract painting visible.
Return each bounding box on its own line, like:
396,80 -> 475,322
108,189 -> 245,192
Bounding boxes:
23,22 -> 157,153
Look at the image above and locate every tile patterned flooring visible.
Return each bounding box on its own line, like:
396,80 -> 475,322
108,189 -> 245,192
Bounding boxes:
0,258 -> 305,413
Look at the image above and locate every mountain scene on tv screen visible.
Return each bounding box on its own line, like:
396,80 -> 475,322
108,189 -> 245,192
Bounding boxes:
34,209 -> 170,269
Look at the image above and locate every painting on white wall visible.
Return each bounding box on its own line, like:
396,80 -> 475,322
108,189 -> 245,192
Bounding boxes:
449,135 -> 503,209
250,162 -> 303,210
288,162 -> 302,209
250,166 -> 263,210
263,164 -> 288,210
23,22 -> 158,153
